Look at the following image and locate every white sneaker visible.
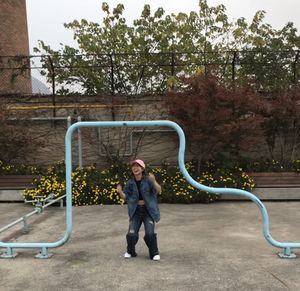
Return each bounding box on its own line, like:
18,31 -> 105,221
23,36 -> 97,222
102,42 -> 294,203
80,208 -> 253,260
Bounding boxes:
152,254 -> 160,261
124,252 -> 132,259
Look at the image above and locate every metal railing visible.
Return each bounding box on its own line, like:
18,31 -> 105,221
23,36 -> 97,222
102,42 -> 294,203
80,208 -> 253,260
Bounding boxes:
0,50 -> 299,96
0,193 -> 66,258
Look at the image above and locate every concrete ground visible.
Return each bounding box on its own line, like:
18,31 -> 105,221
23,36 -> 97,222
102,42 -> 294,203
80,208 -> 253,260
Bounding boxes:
1,202 -> 300,291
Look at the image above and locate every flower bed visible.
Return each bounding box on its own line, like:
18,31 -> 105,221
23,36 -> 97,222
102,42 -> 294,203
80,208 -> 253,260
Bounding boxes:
23,161 -> 255,206
5,158 -> 300,205
0,160 -> 44,175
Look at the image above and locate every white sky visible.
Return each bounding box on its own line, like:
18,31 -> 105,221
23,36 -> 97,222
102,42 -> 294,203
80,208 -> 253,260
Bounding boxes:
26,0 -> 300,54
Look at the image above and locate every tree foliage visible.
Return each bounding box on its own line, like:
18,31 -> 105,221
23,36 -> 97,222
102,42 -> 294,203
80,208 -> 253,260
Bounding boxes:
167,73 -> 267,170
34,0 -> 300,95
168,73 -> 300,167
261,86 -> 300,164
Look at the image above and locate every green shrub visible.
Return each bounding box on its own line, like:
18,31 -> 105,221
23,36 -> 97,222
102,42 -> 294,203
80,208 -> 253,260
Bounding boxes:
24,163 -> 125,206
203,155 -> 300,173
152,161 -> 255,203
23,160 -> 255,206
238,158 -> 300,172
0,160 -> 44,175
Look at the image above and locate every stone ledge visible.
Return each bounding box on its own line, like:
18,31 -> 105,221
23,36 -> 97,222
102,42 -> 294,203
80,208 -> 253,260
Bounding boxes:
0,189 -> 24,201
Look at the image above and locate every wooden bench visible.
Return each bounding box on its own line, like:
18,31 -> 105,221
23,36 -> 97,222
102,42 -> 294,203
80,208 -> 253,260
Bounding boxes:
248,172 -> 300,188
0,175 -> 41,190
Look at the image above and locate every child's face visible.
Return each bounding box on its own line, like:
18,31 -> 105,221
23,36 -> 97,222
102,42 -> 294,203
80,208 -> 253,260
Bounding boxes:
131,163 -> 143,176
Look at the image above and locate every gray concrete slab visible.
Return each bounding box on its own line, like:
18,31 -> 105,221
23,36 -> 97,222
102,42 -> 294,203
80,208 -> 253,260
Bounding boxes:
1,202 -> 300,290
0,190 -> 24,201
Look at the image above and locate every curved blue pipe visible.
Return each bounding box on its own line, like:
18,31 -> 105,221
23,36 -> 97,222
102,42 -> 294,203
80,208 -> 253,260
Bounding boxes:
1,120 -> 299,252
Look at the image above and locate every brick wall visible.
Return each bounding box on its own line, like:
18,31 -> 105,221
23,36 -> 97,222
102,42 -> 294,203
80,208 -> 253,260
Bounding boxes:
2,94 -> 298,168
0,94 -> 185,167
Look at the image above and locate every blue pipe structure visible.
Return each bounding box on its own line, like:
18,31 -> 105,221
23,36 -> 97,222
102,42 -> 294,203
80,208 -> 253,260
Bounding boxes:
1,120 -> 299,258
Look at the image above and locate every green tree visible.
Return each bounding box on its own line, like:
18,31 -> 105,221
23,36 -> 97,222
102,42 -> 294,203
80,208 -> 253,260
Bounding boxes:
34,1 -> 300,95
230,12 -> 300,91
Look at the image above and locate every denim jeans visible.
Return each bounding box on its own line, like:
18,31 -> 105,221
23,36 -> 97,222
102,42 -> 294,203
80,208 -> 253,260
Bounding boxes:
126,205 -> 159,258
128,205 -> 155,236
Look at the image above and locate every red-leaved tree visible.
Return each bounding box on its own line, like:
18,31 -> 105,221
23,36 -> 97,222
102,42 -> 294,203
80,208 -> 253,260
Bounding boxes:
261,86 -> 300,164
167,73 -> 267,172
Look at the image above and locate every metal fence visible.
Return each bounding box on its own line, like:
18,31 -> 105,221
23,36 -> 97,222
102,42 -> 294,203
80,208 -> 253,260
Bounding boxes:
0,50 -> 299,96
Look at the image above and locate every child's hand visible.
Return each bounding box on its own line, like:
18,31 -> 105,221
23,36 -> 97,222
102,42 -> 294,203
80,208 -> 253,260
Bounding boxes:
116,184 -> 123,194
149,173 -> 162,193
116,184 -> 126,200
148,173 -> 156,183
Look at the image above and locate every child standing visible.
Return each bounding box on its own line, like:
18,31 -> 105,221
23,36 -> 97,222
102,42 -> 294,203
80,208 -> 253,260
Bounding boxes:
116,159 -> 161,261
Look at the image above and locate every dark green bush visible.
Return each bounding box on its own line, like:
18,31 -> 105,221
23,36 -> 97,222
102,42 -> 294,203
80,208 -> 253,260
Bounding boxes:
23,160 -> 255,206
0,160 -> 45,175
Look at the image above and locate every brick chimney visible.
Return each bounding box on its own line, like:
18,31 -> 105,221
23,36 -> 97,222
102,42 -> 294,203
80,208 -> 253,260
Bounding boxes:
0,0 -> 32,94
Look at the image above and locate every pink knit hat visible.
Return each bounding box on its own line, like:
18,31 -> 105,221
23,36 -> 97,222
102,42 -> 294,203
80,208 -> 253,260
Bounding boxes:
130,159 -> 145,169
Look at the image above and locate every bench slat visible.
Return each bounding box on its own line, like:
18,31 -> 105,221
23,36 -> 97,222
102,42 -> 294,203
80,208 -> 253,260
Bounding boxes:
248,172 -> 300,188
0,175 -> 41,189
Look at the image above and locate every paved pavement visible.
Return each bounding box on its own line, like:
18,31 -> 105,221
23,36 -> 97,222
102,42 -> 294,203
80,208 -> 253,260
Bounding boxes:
1,202 -> 300,291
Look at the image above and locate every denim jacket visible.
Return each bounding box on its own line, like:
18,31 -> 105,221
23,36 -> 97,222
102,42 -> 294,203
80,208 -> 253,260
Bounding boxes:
123,176 -> 160,222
